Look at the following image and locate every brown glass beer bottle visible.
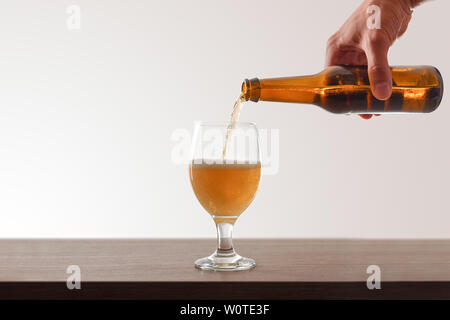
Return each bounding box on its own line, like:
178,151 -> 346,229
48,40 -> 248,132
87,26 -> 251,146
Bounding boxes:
242,65 -> 443,114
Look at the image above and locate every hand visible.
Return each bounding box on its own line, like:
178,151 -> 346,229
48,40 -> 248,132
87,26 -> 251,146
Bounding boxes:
325,0 -> 418,119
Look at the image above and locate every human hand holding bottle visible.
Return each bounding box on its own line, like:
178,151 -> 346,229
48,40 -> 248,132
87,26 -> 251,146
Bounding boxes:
325,0 -> 424,119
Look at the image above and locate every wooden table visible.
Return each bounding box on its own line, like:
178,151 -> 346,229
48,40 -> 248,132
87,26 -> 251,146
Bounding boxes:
0,239 -> 449,299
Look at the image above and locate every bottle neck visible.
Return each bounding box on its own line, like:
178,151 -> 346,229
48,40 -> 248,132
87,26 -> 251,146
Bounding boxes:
242,74 -> 319,104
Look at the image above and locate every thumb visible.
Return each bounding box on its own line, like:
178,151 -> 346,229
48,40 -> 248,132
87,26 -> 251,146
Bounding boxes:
365,38 -> 392,100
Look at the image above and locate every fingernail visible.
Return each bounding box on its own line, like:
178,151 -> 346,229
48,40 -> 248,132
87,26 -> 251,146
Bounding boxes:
374,82 -> 391,100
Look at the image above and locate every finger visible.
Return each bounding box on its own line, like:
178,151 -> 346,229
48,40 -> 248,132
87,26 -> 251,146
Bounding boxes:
325,34 -> 339,66
365,35 -> 392,100
325,45 -> 339,67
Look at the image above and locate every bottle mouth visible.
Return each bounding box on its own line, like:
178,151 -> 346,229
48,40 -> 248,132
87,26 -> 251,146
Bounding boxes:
241,78 -> 261,102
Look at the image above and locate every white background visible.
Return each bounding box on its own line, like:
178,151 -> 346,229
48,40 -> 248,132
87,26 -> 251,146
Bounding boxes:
0,0 -> 448,238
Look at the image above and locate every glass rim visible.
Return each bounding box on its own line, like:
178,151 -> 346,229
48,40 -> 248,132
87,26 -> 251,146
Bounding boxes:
194,121 -> 257,127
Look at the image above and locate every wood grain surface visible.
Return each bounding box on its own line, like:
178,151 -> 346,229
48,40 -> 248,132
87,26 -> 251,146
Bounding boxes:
0,239 -> 448,299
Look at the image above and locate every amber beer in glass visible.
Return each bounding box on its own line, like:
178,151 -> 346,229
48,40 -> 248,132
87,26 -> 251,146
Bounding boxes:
242,65 -> 443,114
190,122 -> 261,271
190,162 -> 260,225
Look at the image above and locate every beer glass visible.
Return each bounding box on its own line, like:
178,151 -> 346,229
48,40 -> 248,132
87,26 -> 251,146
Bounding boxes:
189,122 -> 261,271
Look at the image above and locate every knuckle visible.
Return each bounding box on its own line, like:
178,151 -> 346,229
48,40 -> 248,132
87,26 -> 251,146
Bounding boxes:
368,64 -> 386,74
326,33 -> 337,47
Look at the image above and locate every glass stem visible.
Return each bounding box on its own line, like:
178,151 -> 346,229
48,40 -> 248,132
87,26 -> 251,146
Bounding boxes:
216,222 -> 235,256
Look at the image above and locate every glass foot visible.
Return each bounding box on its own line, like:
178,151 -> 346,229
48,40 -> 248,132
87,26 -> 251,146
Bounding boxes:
195,251 -> 256,271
